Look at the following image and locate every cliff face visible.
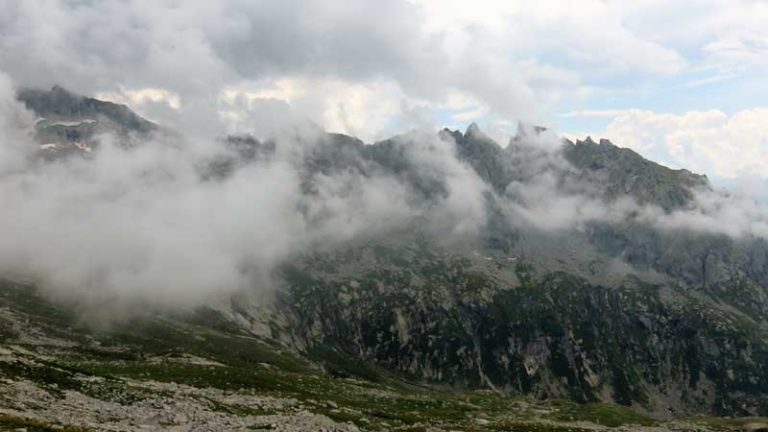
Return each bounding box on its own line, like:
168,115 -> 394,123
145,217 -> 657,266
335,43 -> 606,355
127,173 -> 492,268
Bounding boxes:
280,237 -> 768,418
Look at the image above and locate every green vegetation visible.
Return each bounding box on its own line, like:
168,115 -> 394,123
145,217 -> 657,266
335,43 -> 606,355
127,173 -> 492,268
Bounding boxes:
547,401 -> 656,427
488,423 -> 594,432
0,414 -> 90,432
2,264 -> 767,431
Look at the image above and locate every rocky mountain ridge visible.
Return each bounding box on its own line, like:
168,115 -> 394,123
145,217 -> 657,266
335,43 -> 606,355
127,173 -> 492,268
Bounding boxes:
3,86 -> 768,429
17,85 -> 157,155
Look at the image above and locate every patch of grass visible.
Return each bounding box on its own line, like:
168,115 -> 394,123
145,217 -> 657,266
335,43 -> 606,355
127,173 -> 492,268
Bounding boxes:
70,359 -> 483,429
489,422 -> 593,432
0,315 -> 17,339
72,361 -> 314,394
73,346 -> 142,362
206,399 -> 277,417
0,281 -> 312,377
315,408 -> 367,427
308,345 -> 383,382
99,319 -> 313,374
185,306 -> 247,335
0,281 -> 85,339
0,357 -> 152,404
0,360 -> 84,396
547,401 -> 656,427
391,427 -> 428,432
0,414 -> 90,432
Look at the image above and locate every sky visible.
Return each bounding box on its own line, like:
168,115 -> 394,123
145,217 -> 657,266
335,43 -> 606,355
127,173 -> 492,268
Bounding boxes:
1,0 -> 767,186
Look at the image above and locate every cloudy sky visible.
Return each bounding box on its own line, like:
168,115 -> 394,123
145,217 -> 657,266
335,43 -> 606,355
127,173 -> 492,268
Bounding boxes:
1,0 -> 767,185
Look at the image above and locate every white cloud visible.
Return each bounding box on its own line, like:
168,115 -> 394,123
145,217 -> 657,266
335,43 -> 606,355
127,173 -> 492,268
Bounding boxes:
617,0 -> 768,81
414,0 -> 686,75
451,106 -> 488,123
98,88 -> 181,110
0,0 -> 698,138
218,77 -> 411,142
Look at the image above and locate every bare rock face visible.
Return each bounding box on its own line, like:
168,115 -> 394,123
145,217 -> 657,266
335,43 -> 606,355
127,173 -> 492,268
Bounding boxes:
562,136 -> 710,210
281,238 -> 768,418
17,85 -> 157,155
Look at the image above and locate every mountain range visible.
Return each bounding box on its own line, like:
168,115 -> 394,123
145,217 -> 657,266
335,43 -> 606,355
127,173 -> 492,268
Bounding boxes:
1,86 -> 767,431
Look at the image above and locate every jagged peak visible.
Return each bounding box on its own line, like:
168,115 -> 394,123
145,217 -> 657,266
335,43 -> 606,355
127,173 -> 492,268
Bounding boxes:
463,122 -> 499,146
599,138 -> 615,147
573,136 -> 617,148
465,122 -> 481,137
438,128 -> 463,143
50,84 -> 73,95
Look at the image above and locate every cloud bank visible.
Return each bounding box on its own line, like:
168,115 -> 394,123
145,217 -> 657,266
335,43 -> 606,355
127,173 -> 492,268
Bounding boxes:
0,0 -> 550,141
0,71 -> 493,317
8,0 -> 748,142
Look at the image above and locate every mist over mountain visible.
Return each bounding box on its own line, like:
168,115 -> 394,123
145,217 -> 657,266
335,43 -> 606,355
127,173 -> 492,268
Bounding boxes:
2,1 -> 768,430
4,82 -> 761,311
1,84 -> 768,423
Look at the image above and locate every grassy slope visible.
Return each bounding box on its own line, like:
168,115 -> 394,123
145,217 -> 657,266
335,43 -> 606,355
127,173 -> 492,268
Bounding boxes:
0,280 -> 762,431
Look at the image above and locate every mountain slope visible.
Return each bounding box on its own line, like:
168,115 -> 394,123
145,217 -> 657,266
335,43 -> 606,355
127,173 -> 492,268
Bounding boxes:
563,137 -> 710,210
277,235 -> 768,418
2,279 -> 764,431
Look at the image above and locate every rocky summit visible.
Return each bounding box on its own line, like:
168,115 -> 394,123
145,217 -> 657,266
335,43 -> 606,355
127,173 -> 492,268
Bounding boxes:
2,87 -> 768,432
